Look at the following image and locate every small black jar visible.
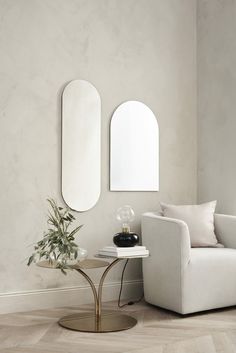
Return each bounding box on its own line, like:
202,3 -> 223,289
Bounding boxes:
113,232 -> 139,247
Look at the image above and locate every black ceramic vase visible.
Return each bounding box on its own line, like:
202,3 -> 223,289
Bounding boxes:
113,232 -> 139,247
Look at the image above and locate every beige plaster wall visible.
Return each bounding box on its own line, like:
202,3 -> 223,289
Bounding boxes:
0,0 -> 197,305
197,0 -> 236,214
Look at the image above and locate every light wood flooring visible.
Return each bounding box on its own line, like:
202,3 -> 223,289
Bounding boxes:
1,300 -> 236,352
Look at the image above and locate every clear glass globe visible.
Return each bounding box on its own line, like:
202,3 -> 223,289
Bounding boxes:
116,205 -> 135,233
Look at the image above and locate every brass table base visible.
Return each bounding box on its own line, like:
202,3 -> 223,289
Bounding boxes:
38,258 -> 138,333
59,311 -> 137,333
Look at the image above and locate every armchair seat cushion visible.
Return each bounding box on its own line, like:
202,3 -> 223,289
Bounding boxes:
184,248 -> 236,313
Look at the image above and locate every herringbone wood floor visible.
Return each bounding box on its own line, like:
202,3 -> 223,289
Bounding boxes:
1,301 -> 236,352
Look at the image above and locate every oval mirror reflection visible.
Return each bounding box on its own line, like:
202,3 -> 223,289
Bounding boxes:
62,80 -> 101,211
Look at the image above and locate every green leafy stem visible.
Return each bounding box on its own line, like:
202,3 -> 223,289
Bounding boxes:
27,198 -> 83,274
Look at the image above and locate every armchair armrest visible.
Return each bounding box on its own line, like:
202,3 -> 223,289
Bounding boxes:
141,212 -> 191,266
214,213 -> 236,248
141,212 -> 191,313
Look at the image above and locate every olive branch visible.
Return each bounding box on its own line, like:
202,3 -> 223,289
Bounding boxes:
27,198 -> 83,274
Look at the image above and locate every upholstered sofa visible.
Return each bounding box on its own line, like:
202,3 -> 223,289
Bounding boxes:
141,212 -> 236,314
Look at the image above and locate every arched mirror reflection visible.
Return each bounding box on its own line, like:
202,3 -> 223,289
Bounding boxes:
110,101 -> 159,191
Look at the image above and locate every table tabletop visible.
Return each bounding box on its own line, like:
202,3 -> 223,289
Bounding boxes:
37,259 -> 110,270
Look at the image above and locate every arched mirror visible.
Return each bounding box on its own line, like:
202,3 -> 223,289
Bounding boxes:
110,101 -> 159,191
62,80 -> 101,211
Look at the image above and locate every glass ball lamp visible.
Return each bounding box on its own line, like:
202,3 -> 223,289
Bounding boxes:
113,205 -> 139,247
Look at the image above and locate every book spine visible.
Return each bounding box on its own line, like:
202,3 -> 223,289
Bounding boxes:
103,247 -> 146,251
100,250 -> 146,254
99,251 -> 149,257
100,248 -> 146,253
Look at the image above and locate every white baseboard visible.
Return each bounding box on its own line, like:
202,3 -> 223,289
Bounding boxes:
0,279 -> 143,314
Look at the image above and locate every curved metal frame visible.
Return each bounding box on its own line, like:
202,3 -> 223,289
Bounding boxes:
75,258 -> 122,323
75,268 -> 99,316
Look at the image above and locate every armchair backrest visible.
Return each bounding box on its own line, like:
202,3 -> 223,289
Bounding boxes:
214,213 -> 236,249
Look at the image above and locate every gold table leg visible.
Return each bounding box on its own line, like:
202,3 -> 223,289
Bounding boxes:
58,259 -> 137,333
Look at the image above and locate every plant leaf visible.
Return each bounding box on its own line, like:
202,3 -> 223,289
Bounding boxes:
27,255 -> 34,266
69,225 -> 83,238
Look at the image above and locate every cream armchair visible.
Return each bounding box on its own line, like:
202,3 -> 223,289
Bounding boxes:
141,212 -> 236,314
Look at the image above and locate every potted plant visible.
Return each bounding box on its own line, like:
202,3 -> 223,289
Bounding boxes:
27,198 -> 87,274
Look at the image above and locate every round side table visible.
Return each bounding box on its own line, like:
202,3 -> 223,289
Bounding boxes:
37,258 -> 137,333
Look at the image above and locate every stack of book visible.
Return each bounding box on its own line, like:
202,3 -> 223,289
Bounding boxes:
98,245 -> 149,258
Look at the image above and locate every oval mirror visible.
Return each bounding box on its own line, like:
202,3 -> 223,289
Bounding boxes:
62,80 -> 101,211
110,101 -> 159,191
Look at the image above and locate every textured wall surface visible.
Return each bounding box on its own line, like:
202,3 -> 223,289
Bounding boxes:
0,0 -> 196,299
197,0 -> 236,214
